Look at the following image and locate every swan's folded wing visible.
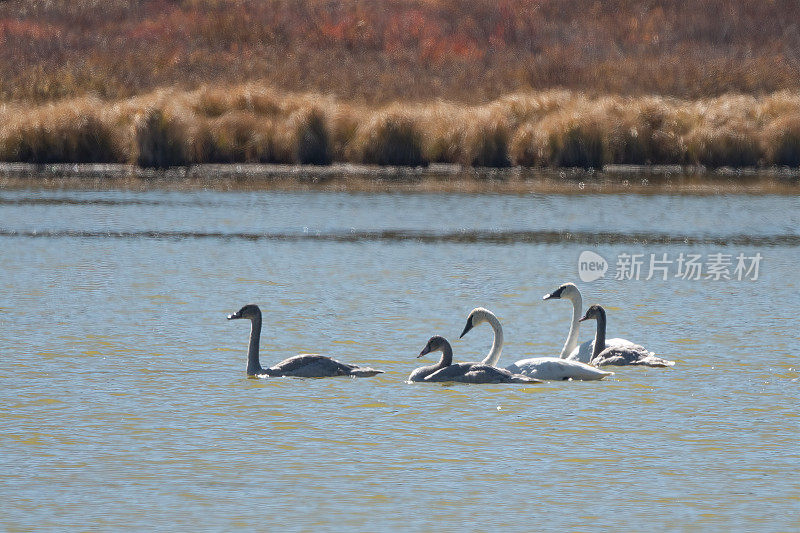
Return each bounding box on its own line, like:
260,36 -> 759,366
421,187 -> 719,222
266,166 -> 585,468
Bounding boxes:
458,365 -> 513,383
594,345 -> 674,367
639,351 -> 676,367
408,365 -> 435,382
592,350 -> 629,367
607,337 -> 637,348
595,346 -> 640,364
553,358 -> 613,379
506,358 -> 551,377
424,363 -> 474,382
462,365 -> 542,383
571,338 -> 638,363
269,354 -> 354,375
457,364 -> 496,382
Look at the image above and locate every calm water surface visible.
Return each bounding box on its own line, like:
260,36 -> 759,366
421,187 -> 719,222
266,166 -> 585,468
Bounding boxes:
1,186 -> 799,530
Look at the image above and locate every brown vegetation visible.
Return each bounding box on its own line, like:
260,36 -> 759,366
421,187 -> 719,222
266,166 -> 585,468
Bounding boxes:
0,98 -> 125,163
2,1 -> 800,169
3,85 -> 800,168
1,1 -> 800,104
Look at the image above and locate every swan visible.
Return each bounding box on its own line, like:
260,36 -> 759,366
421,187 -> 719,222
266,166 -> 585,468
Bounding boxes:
227,304 -> 384,377
543,282 -> 637,363
579,305 -> 674,367
459,308 -> 613,381
413,335 -> 540,384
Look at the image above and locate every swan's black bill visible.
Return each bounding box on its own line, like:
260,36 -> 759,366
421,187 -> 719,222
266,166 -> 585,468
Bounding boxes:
578,313 -> 589,322
228,304 -> 261,321
459,318 -> 474,338
418,345 -> 431,358
543,287 -> 563,300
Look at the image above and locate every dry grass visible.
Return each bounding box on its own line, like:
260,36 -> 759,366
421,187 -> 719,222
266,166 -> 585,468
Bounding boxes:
190,112 -> 272,164
351,110 -> 427,167
134,107 -> 190,168
2,85 -> 800,168
285,107 -> 332,165
3,1 -> 800,170
0,98 -> 125,163
762,114 -> 800,167
462,112 -> 511,168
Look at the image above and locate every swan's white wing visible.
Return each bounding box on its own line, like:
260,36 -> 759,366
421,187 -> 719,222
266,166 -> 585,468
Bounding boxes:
507,357 -> 612,380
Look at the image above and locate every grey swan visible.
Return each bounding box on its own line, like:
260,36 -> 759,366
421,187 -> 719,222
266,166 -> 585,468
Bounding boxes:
411,335 -> 541,384
228,304 -> 384,377
579,305 -> 674,367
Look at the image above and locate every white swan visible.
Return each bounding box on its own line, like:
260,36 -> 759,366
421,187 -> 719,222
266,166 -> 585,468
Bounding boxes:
459,308 -> 612,381
412,335 -> 540,384
227,304 -> 384,377
543,282 -> 637,363
579,305 -> 674,367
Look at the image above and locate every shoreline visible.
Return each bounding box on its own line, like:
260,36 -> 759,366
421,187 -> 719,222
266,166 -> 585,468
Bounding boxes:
1,162 -> 798,194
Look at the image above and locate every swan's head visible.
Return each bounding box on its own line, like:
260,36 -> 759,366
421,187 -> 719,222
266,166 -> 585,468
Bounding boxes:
227,304 -> 262,321
543,282 -> 580,301
418,335 -> 449,358
459,307 -> 493,338
579,304 -> 605,322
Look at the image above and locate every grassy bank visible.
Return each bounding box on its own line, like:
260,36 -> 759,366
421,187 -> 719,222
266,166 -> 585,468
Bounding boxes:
2,86 -> 800,169
3,1 -> 799,169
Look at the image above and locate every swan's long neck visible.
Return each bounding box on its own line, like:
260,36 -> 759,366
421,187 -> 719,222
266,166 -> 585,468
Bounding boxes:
246,316 -> 265,376
591,310 -> 607,361
561,293 -> 583,358
438,341 -> 453,369
481,313 -> 504,366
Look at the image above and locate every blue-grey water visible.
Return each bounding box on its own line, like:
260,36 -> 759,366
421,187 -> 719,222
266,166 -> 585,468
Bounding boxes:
1,187 -> 799,530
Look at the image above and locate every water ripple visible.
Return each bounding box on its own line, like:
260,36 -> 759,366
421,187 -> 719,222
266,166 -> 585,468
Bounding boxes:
0,228 -> 797,246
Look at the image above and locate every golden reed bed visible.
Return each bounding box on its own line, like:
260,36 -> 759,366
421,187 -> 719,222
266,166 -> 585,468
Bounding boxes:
1,85 -> 800,169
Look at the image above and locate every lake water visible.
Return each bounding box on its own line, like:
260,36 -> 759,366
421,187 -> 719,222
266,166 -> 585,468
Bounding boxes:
1,185 -> 799,530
